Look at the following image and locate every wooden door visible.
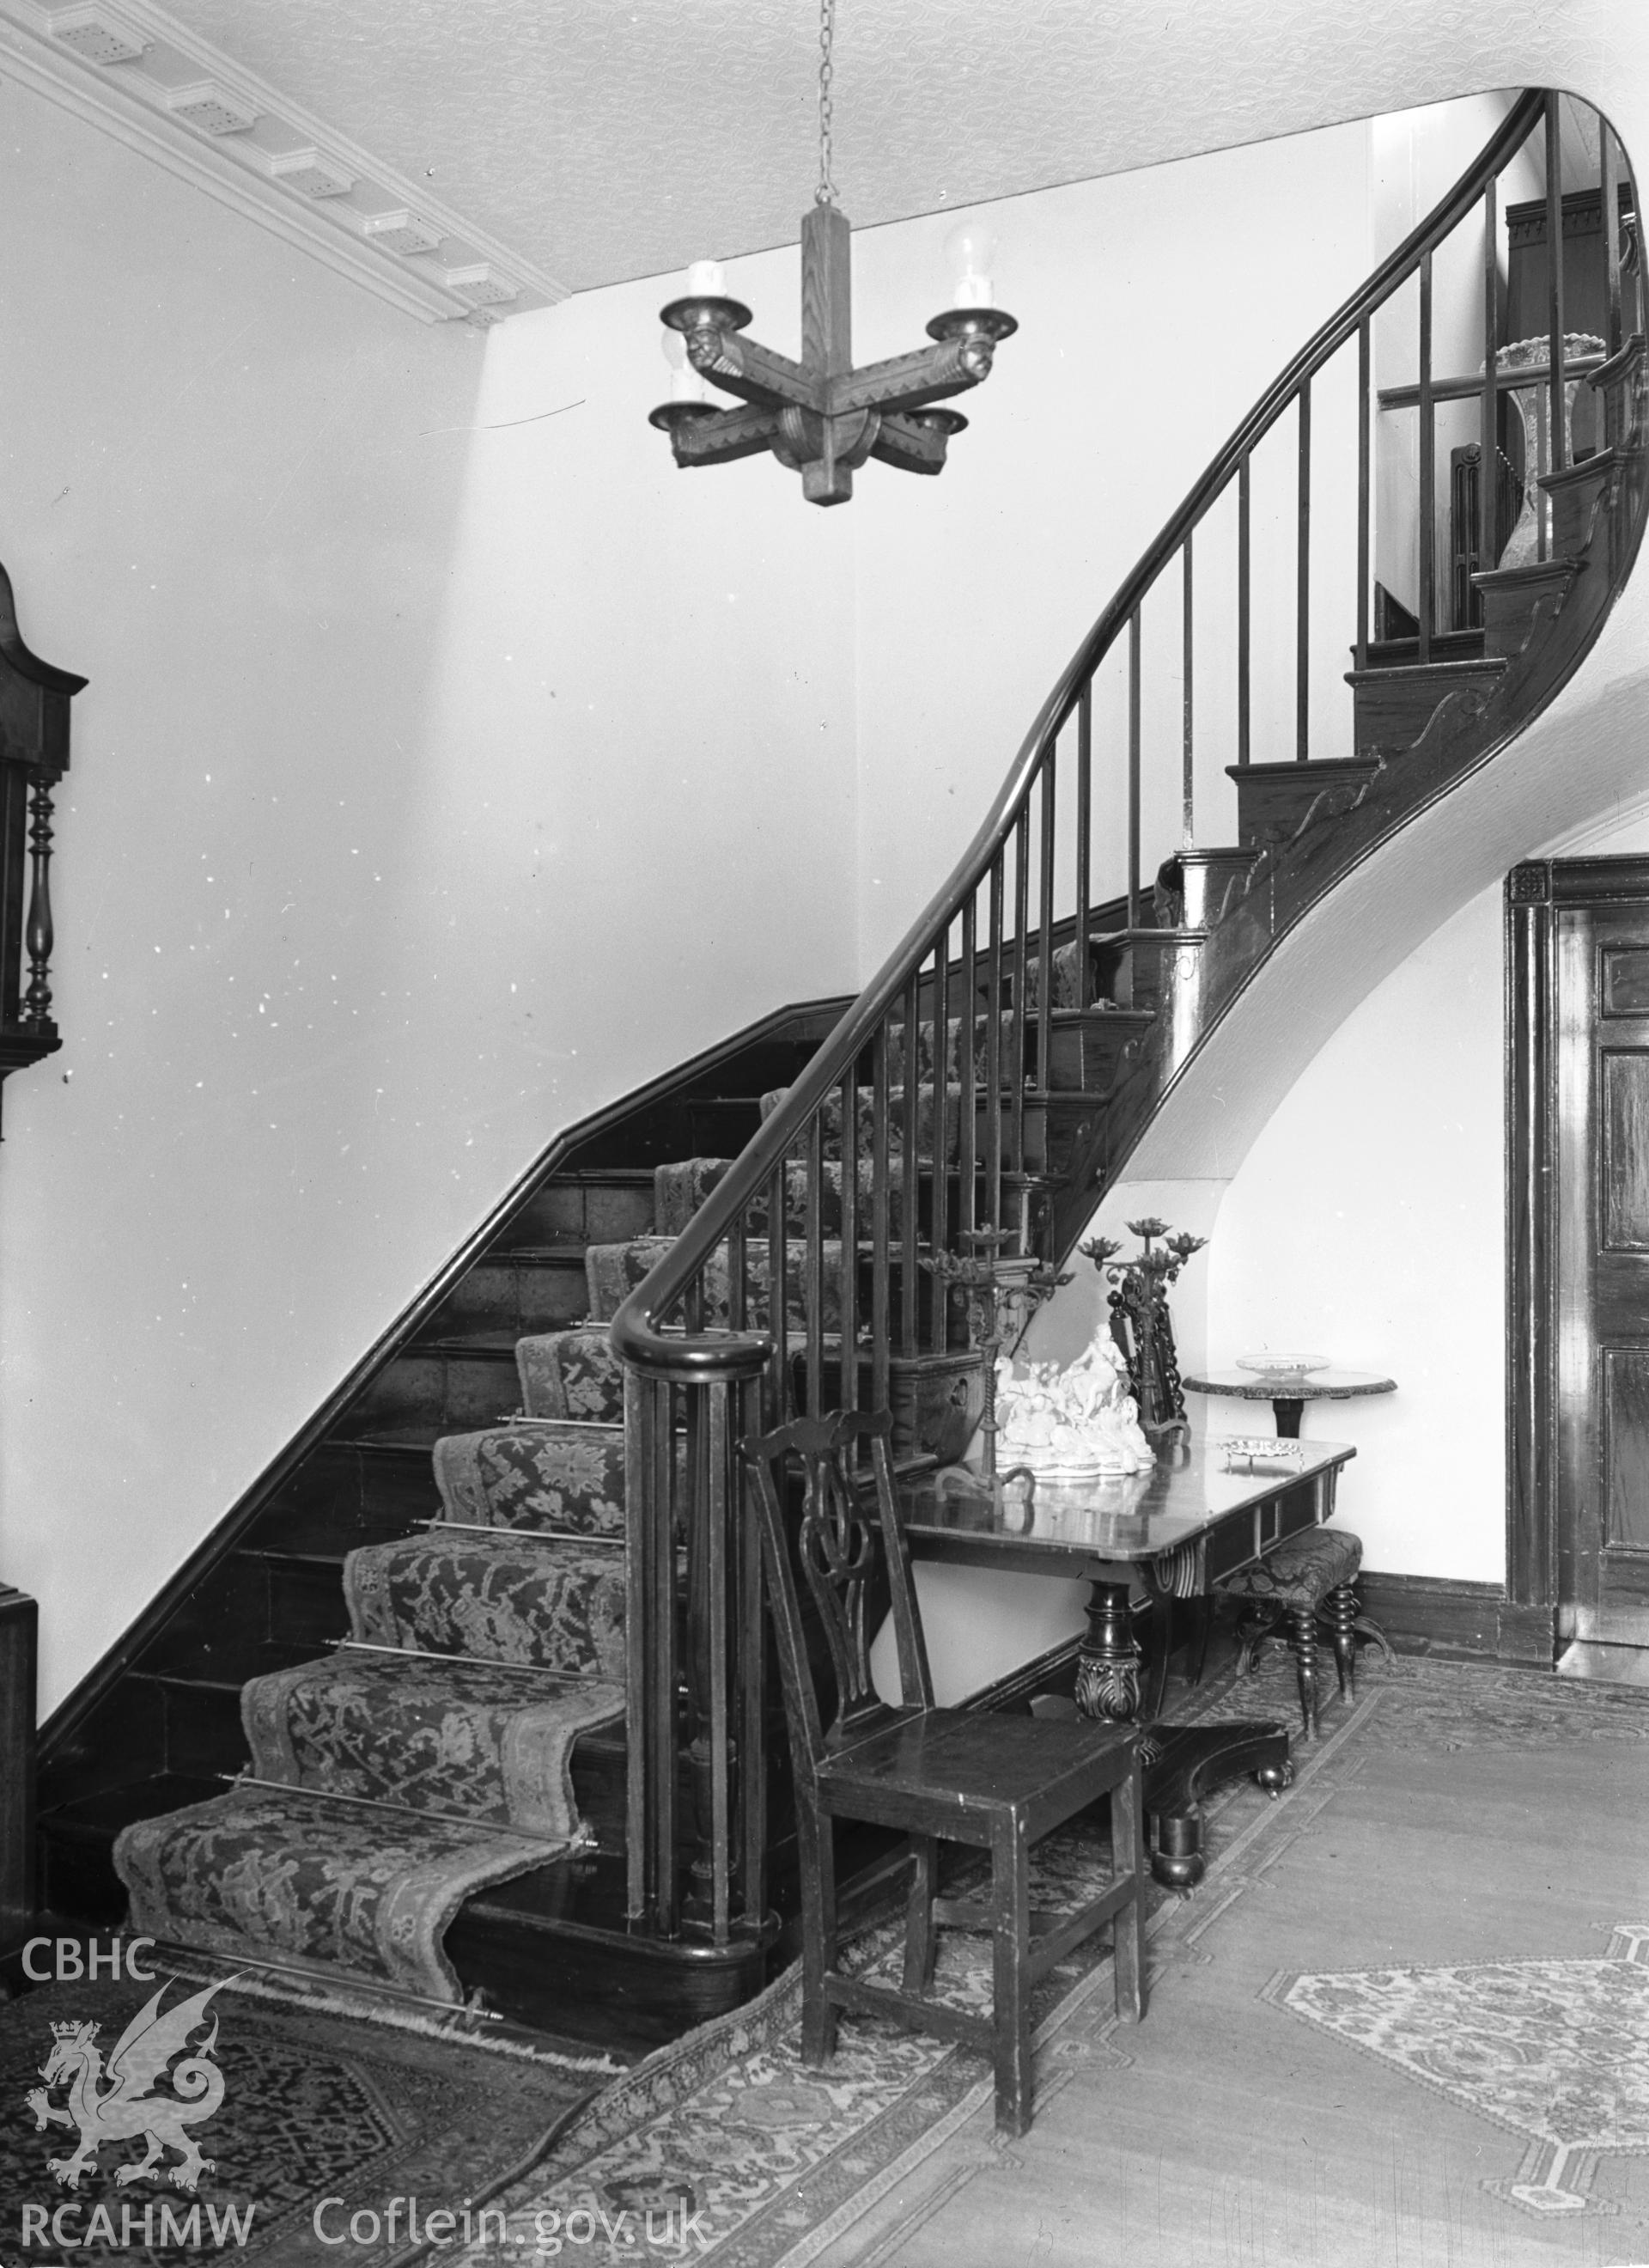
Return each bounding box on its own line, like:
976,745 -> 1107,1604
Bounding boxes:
1555,898 -> 1649,1643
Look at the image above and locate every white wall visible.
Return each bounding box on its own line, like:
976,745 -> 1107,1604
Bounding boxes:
0,81 -> 859,1713
1202,887 -> 1506,1581
846,120 -> 1374,977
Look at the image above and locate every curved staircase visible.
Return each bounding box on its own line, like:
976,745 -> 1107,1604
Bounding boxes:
25,88 -> 1649,2057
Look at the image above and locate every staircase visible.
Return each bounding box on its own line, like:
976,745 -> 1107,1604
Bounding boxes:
26,89 -> 1649,2058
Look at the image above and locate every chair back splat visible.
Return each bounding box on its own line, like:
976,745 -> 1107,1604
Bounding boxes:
752,1410 -> 932,1767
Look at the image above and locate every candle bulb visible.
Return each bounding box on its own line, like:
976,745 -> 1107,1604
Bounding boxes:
945,222 -> 998,310
685,259 -> 727,299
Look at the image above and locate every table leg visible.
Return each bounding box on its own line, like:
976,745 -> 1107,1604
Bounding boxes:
1074,1580 -> 1141,1722
1270,1397 -> 1305,1437
1069,1578 -> 1293,1895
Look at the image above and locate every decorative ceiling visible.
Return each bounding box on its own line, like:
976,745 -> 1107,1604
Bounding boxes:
1,0 -> 1582,315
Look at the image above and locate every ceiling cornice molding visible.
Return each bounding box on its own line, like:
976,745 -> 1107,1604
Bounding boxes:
0,0 -> 570,325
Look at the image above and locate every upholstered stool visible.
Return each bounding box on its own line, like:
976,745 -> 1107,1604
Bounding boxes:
1218,1527 -> 1391,1739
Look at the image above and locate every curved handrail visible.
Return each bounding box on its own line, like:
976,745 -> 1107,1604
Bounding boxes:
611,88 -> 1546,1387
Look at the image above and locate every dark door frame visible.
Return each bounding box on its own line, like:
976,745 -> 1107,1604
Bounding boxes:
1506,853 -> 1649,1652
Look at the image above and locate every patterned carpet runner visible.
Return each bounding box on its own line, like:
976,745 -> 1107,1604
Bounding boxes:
113,1027 -> 987,2015
113,1326 -> 632,2007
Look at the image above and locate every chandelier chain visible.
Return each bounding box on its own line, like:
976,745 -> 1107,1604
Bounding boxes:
816,0 -> 836,207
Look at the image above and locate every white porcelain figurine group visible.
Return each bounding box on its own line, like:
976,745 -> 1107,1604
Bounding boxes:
993,1328 -> 1156,1478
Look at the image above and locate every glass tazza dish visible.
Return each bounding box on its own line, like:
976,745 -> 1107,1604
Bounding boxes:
1233,1352 -> 1328,1377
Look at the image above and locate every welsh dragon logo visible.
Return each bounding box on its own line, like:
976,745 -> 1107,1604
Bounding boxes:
25,1976 -> 234,2192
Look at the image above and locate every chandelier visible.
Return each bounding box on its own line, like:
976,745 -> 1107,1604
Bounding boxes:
649,0 -> 1017,507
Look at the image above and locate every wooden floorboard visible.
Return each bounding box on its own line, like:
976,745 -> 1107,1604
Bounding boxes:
810,1672 -> 1649,2267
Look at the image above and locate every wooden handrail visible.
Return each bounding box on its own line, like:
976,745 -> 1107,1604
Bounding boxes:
609,88 -> 1547,1390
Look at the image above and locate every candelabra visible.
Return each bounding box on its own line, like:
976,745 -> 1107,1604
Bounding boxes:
922,1232 -> 1068,1493
1079,1219 -> 1208,1445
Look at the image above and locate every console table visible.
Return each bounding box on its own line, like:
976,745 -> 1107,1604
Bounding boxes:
900,1438 -> 1355,1887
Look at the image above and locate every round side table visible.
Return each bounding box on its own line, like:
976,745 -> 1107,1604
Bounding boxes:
1181,1367 -> 1396,1438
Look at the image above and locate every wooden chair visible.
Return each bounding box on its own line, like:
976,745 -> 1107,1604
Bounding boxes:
741,1407 -> 1147,2137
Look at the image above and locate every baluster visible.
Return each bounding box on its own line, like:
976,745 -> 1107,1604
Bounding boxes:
1536,383 -> 1549,562
930,928 -> 951,1351
870,1021 -> 891,1412
1037,746 -> 1056,1134
766,1155 -> 789,1424
1546,93 -> 1566,499
1237,460 -> 1251,770
1418,253 -> 1434,663
727,1194 -> 748,1339
22,776 -> 56,1029
736,1369 -> 766,1926
985,852 -> 1005,1237
1128,609 -> 1142,929
838,1059 -> 859,1411
1481,177 -> 1498,588
958,893 -> 977,1244
681,1382 -> 715,1929
1012,809 -> 1030,1180
627,1370 -> 680,1931
1295,380 -> 1312,759
1603,127 -> 1623,450
806,1109 -> 825,1418
900,970 -> 920,1351
1357,320 -> 1372,668
705,1382 -> 733,1942
1603,130 -> 1623,356
1182,533 -> 1195,833
1075,680 -> 1092,1011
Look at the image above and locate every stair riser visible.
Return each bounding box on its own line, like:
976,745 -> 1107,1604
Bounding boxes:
157,1680 -> 249,1782
1544,452 -> 1616,559
38,1826 -> 128,1928
244,1445 -> 437,1553
1227,761 -> 1382,852
259,1559 -> 352,1652
430,1257 -> 589,1338
492,1179 -> 655,1250
355,1350 -> 523,1432
1044,1017 -> 1152,1091
38,1682 -> 167,1815
1352,666 -> 1505,757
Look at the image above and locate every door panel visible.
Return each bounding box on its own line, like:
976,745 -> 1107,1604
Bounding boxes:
1602,948 -> 1649,1015
1558,904 -> 1649,1644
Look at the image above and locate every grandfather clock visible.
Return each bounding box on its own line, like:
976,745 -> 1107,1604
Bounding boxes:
0,560 -> 85,1960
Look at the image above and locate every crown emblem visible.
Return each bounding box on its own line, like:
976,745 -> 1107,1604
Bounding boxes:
49,2019 -> 96,2041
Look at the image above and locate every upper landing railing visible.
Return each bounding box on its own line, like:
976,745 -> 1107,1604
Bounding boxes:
610,90 -> 1640,1946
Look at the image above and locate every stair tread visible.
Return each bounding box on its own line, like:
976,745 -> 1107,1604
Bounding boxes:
319,1430 -> 439,1460
411,1332 -> 539,1358
1356,627 -> 1486,666
1345,655 -> 1509,686
1228,754 -> 1383,780
41,1772 -> 224,1839
137,1637 -> 333,1692
1474,555 -> 1582,588
337,1424 -> 449,1453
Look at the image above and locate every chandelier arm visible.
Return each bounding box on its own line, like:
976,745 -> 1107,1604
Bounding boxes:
684,330 -> 825,412
831,341 -> 989,418
869,414 -> 953,474
664,405 -> 785,467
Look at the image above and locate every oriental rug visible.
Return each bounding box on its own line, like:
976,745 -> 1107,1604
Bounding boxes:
0,1972 -> 598,2267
